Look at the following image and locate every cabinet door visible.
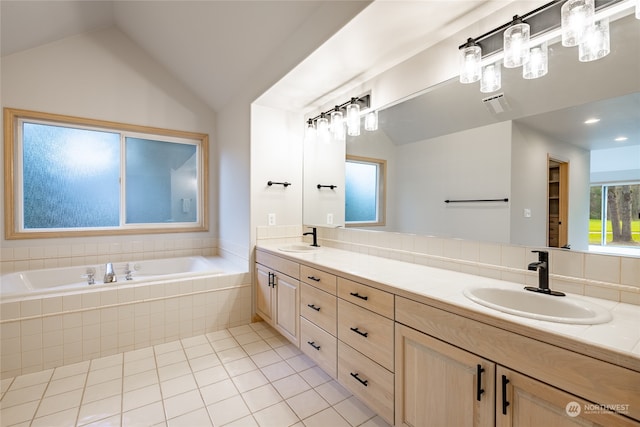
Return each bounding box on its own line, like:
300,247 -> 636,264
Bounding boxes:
395,324 -> 495,427
275,273 -> 299,345
497,366 -> 639,427
255,265 -> 273,323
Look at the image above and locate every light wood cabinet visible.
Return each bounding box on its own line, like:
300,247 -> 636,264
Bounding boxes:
300,317 -> 337,377
395,323 -> 495,427
255,250 -> 300,346
497,366 -> 638,427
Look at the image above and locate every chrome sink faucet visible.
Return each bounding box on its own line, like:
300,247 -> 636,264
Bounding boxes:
104,262 -> 117,283
525,250 -> 564,296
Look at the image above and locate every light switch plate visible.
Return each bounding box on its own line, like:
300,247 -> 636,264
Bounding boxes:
524,208 -> 532,218
327,213 -> 334,225
268,213 -> 276,226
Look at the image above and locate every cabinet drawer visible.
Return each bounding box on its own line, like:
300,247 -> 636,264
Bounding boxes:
300,283 -> 337,335
338,299 -> 394,371
338,341 -> 394,425
300,265 -> 337,294
300,317 -> 337,378
256,250 -> 299,279
338,277 -> 393,319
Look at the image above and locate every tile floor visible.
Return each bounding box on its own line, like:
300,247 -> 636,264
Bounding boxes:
0,322 -> 392,427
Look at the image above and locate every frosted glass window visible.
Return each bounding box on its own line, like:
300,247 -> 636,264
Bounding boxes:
22,123 -> 121,229
345,156 -> 386,226
126,137 -> 198,224
5,108 -> 208,239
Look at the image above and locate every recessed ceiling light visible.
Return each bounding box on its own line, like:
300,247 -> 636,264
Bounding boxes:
584,118 -> 600,124
614,136 -> 628,142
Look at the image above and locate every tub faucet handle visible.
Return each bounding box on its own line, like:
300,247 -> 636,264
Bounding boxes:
82,267 -> 96,285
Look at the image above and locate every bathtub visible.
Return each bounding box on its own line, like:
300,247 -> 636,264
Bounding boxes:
0,255 -> 252,378
1,256 -> 227,298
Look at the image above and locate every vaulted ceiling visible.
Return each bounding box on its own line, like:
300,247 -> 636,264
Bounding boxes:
1,0 -> 510,112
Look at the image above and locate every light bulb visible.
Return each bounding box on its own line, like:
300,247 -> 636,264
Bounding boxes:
317,114 -> 330,144
561,0 -> 595,47
459,39 -> 482,84
346,99 -> 360,136
304,119 -> 316,144
480,63 -> 501,93
523,43 -> 548,79
503,18 -> 530,68
579,19 -> 610,62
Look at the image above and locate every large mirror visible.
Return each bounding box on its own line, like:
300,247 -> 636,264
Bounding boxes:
305,12 -> 639,255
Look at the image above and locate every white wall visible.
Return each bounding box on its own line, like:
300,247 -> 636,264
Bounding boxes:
0,28 -> 218,255
251,105 -> 303,228
511,122 -> 590,250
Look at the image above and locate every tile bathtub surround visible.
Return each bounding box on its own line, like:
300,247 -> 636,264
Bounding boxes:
0,273 -> 252,379
0,237 -> 217,275
0,323 -> 390,427
311,227 -> 640,306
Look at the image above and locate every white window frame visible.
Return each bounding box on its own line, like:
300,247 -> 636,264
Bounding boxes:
345,155 -> 386,227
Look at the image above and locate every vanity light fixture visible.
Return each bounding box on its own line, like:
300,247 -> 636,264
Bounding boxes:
579,18 -> 610,61
346,98 -> 361,136
458,0 -> 634,93
459,38 -> 482,84
330,106 -> 346,142
364,110 -> 378,131
503,16 -> 530,68
304,94 -> 374,143
562,0 -> 595,47
523,42 -> 548,79
480,62 -> 502,93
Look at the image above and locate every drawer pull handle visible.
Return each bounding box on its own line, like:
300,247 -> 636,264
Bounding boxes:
349,292 -> 368,301
307,341 -> 321,351
501,375 -> 510,415
307,276 -> 321,282
307,304 -> 321,312
350,372 -> 368,387
268,272 -> 275,287
350,327 -> 368,338
476,364 -> 485,401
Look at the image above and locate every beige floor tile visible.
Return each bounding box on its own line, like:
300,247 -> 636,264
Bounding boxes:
31,407 -> 78,427
122,383 -> 161,412
193,364 -> 228,388
163,389 -> 205,420
206,395 -> 250,426
333,395 -> 376,426
260,360 -> 295,382
231,369 -> 269,393
241,384 -> 282,412
167,407 -> 212,427
286,389 -> 330,420
271,374 -> 311,399
252,401 -> 299,427
160,373 -> 197,398
122,401 -> 166,427
302,407 -> 351,427
223,356 -> 257,376
76,395 -> 121,426
199,378 -> 238,406
83,378 -> 122,404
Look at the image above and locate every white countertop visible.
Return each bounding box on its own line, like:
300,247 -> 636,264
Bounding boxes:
257,243 -> 640,372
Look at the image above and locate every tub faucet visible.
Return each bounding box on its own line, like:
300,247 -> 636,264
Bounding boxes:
525,250 -> 564,296
104,262 -> 117,283
303,227 -> 319,247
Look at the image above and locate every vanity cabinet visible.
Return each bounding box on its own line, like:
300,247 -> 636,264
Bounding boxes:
395,323 -> 495,427
337,277 -> 395,424
255,250 -> 300,346
299,265 -> 338,377
395,295 -> 640,426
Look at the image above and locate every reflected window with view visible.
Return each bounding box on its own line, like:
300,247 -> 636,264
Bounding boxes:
590,183 -> 640,250
345,156 -> 385,226
5,108 -> 208,238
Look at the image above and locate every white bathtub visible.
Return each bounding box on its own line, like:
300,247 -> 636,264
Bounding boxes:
1,256 -> 227,298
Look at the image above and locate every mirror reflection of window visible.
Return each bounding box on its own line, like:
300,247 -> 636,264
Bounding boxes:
345,156 -> 386,226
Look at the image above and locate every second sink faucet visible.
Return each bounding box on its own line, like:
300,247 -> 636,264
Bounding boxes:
104,262 -> 117,283
525,250 -> 564,296
303,227 -> 319,247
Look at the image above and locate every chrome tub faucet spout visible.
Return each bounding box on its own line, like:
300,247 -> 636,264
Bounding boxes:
104,262 -> 117,283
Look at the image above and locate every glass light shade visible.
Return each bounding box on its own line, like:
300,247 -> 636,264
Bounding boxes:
316,114 -> 330,144
304,119 -> 316,144
330,109 -> 345,141
579,19 -> 610,62
364,110 -> 378,131
503,21 -> 530,68
459,41 -> 482,84
523,43 -> 548,79
561,0 -> 595,47
346,101 -> 361,136
480,63 -> 501,93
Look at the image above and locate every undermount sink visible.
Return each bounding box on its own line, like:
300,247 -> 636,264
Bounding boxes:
278,244 -> 321,253
463,286 -> 612,325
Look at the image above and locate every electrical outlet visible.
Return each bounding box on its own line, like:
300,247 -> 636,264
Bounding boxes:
268,213 -> 276,226
327,213 -> 333,225
524,208 -> 532,218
